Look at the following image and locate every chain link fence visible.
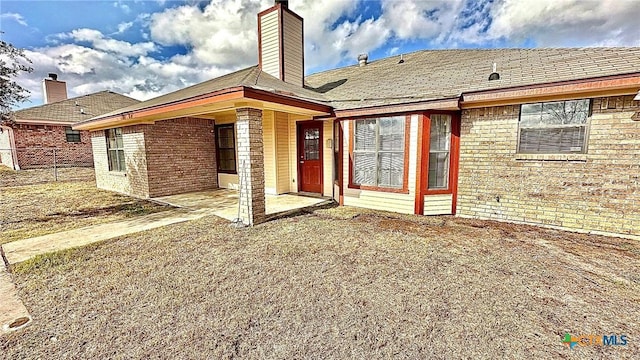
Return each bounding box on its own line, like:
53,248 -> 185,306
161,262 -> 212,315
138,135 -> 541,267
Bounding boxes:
0,147 -> 94,183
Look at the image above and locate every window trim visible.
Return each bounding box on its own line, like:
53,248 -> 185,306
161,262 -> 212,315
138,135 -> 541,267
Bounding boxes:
516,99 -> 592,155
105,128 -> 126,173
422,112 -> 460,196
65,126 -> 81,143
348,115 -> 411,194
215,124 -> 237,174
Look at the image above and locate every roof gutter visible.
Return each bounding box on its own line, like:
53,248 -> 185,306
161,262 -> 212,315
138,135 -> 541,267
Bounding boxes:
13,119 -> 77,126
460,72 -> 640,109
333,98 -> 460,118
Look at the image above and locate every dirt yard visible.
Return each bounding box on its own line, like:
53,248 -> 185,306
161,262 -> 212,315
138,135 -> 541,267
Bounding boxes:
1,207 -> 638,359
0,167 -> 171,244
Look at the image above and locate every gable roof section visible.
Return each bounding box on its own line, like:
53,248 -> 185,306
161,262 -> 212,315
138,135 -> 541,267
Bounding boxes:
90,66 -> 329,121
15,91 -> 140,125
305,48 -> 640,111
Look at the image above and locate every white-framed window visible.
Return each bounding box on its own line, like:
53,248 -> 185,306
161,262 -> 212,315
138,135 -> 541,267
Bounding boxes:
518,99 -> 590,154
106,128 -> 126,172
428,114 -> 451,189
352,116 -> 405,188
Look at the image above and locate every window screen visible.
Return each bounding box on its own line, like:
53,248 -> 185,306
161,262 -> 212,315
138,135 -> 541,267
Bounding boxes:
353,116 -> 405,188
518,99 -> 590,154
106,128 -> 125,172
428,114 -> 451,189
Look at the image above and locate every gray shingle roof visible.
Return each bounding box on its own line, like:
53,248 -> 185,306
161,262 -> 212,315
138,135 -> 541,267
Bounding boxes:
15,91 -> 140,124
94,66 -> 329,120
305,48 -> 640,110
87,47 -> 640,122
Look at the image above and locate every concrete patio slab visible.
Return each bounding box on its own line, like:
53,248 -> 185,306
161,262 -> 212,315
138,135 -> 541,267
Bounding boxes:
153,189 -> 330,221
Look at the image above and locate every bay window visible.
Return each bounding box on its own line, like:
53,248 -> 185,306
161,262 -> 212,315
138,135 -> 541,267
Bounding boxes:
352,116 -> 406,189
428,114 -> 451,189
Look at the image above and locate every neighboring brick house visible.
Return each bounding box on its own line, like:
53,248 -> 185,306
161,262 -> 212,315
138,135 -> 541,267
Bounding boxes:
0,76 -> 139,170
75,0 -> 640,238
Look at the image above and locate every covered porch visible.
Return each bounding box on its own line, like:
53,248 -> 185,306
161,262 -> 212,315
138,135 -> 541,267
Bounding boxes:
152,189 -> 332,222
75,70 -> 336,227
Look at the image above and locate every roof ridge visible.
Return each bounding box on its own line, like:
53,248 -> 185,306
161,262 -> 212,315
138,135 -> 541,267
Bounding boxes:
14,90 -> 136,114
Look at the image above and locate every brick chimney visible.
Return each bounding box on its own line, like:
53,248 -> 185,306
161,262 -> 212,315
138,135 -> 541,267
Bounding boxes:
258,0 -> 304,87
42,73 -> 68,104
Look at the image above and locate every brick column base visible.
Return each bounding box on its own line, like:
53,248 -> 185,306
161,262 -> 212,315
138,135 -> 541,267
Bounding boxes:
235,108 -> 266,225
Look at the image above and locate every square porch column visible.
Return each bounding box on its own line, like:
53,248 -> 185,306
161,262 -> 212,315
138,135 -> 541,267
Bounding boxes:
235,107 -> 266,225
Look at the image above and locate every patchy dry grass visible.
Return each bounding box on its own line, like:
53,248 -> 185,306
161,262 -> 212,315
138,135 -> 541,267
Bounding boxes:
0,167 -> 95,187
1,207 -> 639,359
0,168 -> 171,244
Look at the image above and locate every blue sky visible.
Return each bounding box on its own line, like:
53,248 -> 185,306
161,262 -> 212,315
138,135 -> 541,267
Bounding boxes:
2,0 -> 639,108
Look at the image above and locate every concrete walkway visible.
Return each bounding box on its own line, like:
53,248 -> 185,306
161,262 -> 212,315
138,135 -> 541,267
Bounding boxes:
0,264 -> 32,333
0,190 -> 333,334
2,208 -> 207,265
0,208 -> 208,334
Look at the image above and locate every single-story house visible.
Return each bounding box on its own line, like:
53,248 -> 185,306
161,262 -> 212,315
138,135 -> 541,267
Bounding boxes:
75,0 -> 640,239
0,75 -> 139,170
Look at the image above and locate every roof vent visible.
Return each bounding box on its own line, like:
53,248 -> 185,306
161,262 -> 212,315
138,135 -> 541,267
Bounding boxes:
358,53 -> 368,67
398,54 -> 405,64
48,73 -> 58,81
488,62 -> 500,81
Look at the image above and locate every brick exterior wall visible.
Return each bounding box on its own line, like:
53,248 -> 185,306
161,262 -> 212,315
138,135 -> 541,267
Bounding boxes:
236,108 -> 266,225
10,124 -> 93,169
92,125 -> 150,198
92,118 -> 217,198
457,95 -> 640,239
145,118 -> 217,197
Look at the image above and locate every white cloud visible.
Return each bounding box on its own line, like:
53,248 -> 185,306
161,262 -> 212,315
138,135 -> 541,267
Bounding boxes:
1,12 -> 28,26
113,1 -> 131,14
485,0 -> 640,46
61,28 -> 157,57
115,21 -> 134,34
13,0 -> 640,109
148,0 -> 271,68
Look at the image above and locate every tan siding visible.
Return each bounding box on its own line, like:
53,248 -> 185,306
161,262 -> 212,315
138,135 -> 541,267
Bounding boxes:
218,173 -> 239,190
282,11 -> 304,86
342,115 -> 419,214
423,194 -> 453,215
288,115 -> 298,192
274,111 -> 290,194
260,11 -> 280,79
262,110 -> 277,194
322,120 -> 333,197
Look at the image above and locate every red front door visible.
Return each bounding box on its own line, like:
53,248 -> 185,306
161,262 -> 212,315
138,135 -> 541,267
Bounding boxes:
297,121 -> 323,193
